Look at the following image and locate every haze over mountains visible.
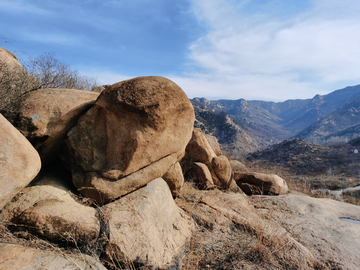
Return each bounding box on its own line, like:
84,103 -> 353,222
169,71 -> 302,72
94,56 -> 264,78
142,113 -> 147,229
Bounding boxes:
192,84 -> 360,157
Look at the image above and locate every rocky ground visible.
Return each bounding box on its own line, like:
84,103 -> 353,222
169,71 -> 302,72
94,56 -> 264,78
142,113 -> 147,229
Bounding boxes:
178,183 -> 360,270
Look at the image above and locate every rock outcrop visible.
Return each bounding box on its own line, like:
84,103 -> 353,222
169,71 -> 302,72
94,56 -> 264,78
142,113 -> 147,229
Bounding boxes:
64,76 -> 194,203
235,172 -> 289,195
184,128 -> 232,188
186,128 -> 217,166
103,178 -> 195,269
0,243 -> 106,270
0,68 -> 313,270
16,88 -> 99,163
0,114 -> 41,209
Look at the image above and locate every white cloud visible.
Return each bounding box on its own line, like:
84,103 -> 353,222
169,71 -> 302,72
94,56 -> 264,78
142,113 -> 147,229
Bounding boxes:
82,69 -> 317,102
184,0 -> 360,101
168,73 -> 318,101
75,0 -> 360,102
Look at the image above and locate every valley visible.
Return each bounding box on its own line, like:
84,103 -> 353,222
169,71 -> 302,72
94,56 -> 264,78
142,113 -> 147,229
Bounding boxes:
192,84 -> 360,157
193,84 -> 360,202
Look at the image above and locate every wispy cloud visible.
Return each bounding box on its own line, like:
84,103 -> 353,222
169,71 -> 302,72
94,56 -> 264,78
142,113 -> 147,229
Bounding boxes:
182,0 -> 360,100
20,32 -> 86,47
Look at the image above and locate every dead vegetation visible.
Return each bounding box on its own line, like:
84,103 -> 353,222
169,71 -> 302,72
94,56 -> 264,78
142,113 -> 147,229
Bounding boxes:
177,182 -> 325,270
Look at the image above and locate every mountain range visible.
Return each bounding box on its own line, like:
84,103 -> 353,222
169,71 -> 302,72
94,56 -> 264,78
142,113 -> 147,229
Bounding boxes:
192,84 -> 360,157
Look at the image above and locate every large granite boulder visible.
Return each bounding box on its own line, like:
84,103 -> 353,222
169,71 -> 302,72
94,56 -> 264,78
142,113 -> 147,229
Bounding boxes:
103,178 -> 195,269
0,114 -> 41,209
235,172 -> 289,195
16,88 -> 99,163
64,76 -> 195,203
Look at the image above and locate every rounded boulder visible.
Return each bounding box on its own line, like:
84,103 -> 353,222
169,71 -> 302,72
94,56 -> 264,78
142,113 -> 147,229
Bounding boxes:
64,76 -> 195,203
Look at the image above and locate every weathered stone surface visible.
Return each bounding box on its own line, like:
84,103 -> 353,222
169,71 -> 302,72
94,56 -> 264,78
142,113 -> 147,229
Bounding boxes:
179,187 -> 321,269
2,184 -> 100,243
254,192 -> 360,269
229,159 -> 249,172
191,162 -> 215,189
0,114 -> 41,210
0,243 -> 106,270
17,88 -> 99,163
205,134 -> 222,156
103,178 -> 195,269
212,155 -> 232,187
65,76 -> 195,203
235,172 -> 288,195
162,162 -> 184,198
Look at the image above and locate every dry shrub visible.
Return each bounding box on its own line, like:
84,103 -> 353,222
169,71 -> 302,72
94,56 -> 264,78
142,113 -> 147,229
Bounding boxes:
1,50 -> 97,121
341,193 -> 360,206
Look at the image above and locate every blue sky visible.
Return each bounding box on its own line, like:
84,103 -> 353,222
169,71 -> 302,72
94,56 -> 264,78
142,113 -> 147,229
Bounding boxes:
1,0 -> 360,101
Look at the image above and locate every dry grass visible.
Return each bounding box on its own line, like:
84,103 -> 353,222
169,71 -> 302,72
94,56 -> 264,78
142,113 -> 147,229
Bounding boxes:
177,182 -> 307,270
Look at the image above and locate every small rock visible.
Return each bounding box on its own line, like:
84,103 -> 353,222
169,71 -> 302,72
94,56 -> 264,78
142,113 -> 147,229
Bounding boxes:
235,172 -> 288,195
